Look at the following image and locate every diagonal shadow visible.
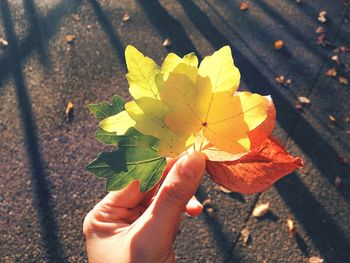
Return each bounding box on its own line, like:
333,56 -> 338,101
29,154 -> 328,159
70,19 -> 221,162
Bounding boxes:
178,0 -> 350,259
178,0 -> 350,197
135,0 -> 200,57
0,0 -> 82,90
195,186 -> 242,262
88,0 -> 125,64
23,0 -> 49,67
0,0 -> 84,261
205,0 -> 350,152
275,174 -> 350,262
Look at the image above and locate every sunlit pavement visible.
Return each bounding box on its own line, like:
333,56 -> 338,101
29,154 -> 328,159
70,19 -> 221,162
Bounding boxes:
0,0 -> 349,262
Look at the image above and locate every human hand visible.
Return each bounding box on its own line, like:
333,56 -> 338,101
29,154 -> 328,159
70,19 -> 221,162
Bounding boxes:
83,151 -> 206,263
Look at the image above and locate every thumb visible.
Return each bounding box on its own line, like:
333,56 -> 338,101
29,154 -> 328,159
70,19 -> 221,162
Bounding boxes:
148,151 -> 205,229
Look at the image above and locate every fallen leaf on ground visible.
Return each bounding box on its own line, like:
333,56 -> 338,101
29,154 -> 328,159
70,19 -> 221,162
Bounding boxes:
325,68 -> 337,77
318,11 -> 327,23
339,76 -> 349,85
274,40 -> 284,49
241,228 -> 250,246
218,186 -> 232,193
65,34 -> 76,44
202,198 -> 212,207
65,101 -> 74,121
275,75 -> 292,86
240,2 -> 249,10
328,115 -> 336,122
298,96 -> 311,104
122,13 -> 130,22
163,38 -> 172,47
86,24 -> 92,30
340,46 -> 350,52
331,55 -> 340,64
252,202 -> 270,218
206,137 -> 303,193
315,26 -> 325,34
0,38 -> 8,48
308,256 -> 324,263
71,13 -> 81,21
334,176 -> 342,187
287,218 -> 297,236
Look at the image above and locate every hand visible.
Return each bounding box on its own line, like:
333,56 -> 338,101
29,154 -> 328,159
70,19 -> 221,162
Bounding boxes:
83,152 -> 206,263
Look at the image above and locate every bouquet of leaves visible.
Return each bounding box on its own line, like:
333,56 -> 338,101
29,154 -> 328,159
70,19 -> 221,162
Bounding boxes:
87,45 -> 303,194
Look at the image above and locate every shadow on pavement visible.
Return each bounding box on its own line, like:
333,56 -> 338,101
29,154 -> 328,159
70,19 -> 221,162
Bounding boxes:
0,0 -> 82,261
23,0 -> 49,67
178,0 -> 350,258
275,174 -> 350,262
0,0 -> 82,89
135,0 -> 200,57
88,0 -> 125,65
196,186 -> 242,262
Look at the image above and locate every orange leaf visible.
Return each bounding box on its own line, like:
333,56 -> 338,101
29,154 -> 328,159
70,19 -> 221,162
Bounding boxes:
206,136 -> 303,194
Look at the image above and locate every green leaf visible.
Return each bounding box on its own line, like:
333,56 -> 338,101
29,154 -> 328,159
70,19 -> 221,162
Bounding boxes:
86,145 -> 166,192
88,95 -> 125,121
96,127 -> 159,148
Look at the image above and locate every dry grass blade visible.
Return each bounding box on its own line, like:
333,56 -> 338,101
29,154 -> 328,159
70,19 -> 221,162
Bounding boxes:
308,256 -> 324,263
241,227 -> 250,246
163,38 -> 172,47
287,218 -> 297,236
297,96 -> 311,104
122,13 -> 130,22
252,202 -> 270,218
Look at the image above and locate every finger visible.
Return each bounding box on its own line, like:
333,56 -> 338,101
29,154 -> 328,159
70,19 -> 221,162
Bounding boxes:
185,196 -> 203,217
148,151 -> 205,231
101,180 -> 145,209
140,157 -> 178,208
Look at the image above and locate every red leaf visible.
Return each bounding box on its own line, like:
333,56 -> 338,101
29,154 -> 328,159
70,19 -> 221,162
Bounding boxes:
206,137 -> 303,194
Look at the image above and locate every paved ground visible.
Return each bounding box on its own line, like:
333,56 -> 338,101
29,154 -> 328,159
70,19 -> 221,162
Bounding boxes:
0,0 -> 349,262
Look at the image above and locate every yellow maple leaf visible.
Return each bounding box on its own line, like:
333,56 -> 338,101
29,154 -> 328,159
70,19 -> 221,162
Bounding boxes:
100,46 -> 198,156
159,54 -> 268,156
101,45 -> 269,158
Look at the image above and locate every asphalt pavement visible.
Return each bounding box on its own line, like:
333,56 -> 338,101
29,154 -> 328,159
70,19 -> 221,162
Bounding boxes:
0,0 -> 349,262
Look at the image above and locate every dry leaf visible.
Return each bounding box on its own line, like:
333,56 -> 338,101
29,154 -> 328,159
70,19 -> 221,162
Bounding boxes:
315,26 -> 325,34
298,96 -> 311,104
308,256 -> 324,263
275,75 -> 292,86
241,227 -> 250,246
65,101 -> 74,121
122,13 -> 130,22
334,176 -> 342,187
339,76 -> 349,85
340,46 -> 350,52
71,13 -> 81,22
163,38 -> 172,47
65,34 -> 76,44
318,11 -> 327,23
202,198 -> 211,207
274,40 -> 284,49
206,137 -> 303,194
331,55 -> 340,64
325,68 -> 337,77
218,186 -> 232,193
328,115 -> 336,122
252,202 -> 270,218
0,38 -> 8,48
287,218 -> 297,236
86,24 -> 92,30
240,2 -> 249,10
